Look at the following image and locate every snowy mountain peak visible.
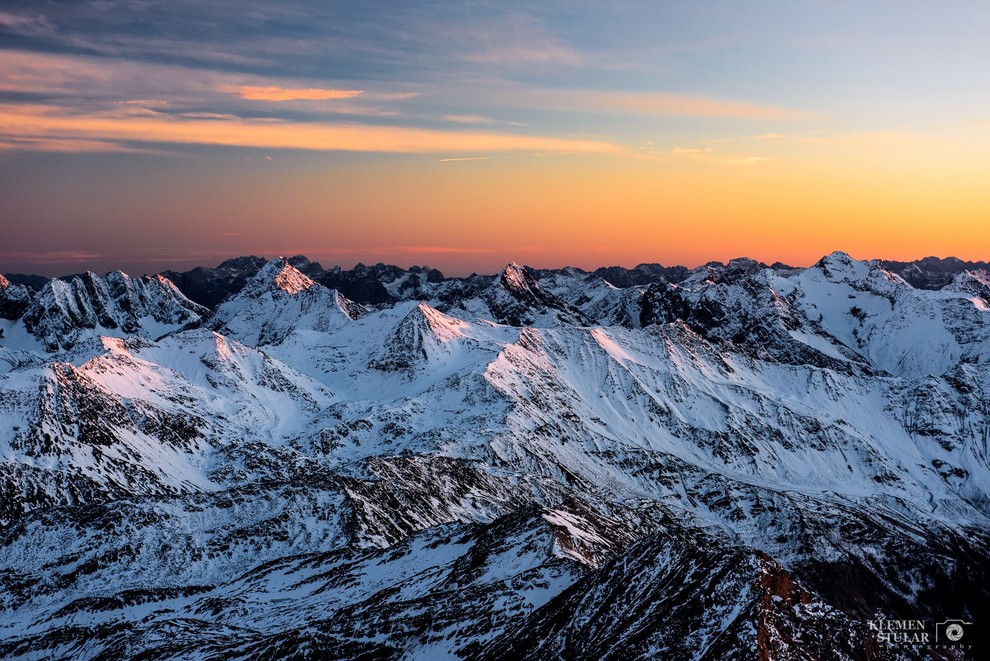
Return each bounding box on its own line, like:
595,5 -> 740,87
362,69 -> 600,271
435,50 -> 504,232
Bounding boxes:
210,263 -> 364,345
0,274 -> 31,320
334,290 -> 366,321
500,261 -> 532,294
946,268 -> 990,293
727,256 -> 761,269
16,271 -> 206,351
4,253 -> 990,659
944,270 -> 990,311
812,251 -> 865,279
227,257 -> 305,301
421,262 -> 588,327
247,257 -> 316,296
151,273 -> 180,290
274,263 -> 315,295
966,269 -> 990,287
370,302 -> 475,371
810,252 -> 910,295
415,301 -> 470,341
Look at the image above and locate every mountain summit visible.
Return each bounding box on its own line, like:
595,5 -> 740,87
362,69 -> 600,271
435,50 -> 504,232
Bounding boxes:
12,270 -> 206,352
0,252 -> 988,659
210,257 -> 364,345
0,274 -> 31,321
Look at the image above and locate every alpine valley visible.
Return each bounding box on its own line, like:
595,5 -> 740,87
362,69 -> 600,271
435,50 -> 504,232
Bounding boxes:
1,253 -> 988,660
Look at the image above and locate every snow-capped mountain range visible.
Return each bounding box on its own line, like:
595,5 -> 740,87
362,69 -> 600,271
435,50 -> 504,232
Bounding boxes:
1,253 -> 987,659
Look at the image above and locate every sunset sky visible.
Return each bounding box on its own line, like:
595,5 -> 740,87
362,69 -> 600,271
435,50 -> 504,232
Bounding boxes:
2,1 -> 989,276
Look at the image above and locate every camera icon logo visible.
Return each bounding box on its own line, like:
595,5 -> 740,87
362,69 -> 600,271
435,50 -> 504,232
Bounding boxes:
935,619 -> 971,643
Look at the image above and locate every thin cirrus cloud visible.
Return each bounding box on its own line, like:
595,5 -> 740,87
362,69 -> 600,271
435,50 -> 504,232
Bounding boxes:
443,114 -> 525,128
0,50 -> 388,110
701,129 -> 983,155
670,147 -> 767,166
445,114 -> 496,125
0,103 -> 622,155
424,13 -> 585,68
0,10 -> 55,37
236,86 -> 365,102
1,51 -> 345,104
0,49 -> 619,155
444,84 -> 811,121
527,90 -> 810,120
0,250 -> 103,264
0,47 -> 810,161
0,135 -> 161,154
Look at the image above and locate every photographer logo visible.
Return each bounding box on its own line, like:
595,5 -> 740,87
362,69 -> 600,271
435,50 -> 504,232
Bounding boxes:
867,618 -> 973,651
935,620 -> 970,643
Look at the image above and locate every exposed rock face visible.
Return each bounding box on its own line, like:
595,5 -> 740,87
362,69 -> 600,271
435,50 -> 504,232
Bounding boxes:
18,271 -> 206,351
210,257 -> 366,346
161,255 -> 268,309
883,256 -> 990,290
478,528 -> 878,660
0,275 -> 31,321
1,252 -> 988,659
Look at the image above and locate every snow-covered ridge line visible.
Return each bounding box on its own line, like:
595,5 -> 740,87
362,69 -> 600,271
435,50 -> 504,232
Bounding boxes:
8,251 -> 990,311
1,251 -> 988,659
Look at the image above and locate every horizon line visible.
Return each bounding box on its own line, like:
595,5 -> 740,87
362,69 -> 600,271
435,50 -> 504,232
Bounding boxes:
2,250 -> 986,281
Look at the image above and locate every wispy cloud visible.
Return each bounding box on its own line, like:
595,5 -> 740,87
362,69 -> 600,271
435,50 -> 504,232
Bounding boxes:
532,90 -> 810,120
0,46 -> 809,168
791,130 -> 942,149
376,92 -> 420,101
0,50 -> 114,95
113,99 -> 171,107
0,103 -> 621,155
610,94 -> 803,120
0,135 -> 169,155
0,250 -> 102,264
445,114 -> 496,125
439,85 -> 811,120
236,86 -> 364,102
464,39 -> 583,67
0,11 -> 55,37
0,48 -> 626,156
0,50 -> 402,118
433,13 -> 584,68
703,133 -> 786,144
702,129 -> 967,152
443,114 -> 525,128
670,147 -> 767,165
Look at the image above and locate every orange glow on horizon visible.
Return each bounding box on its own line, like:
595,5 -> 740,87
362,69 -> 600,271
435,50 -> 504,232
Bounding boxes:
86,140 -> 986,276
2,104 -> 989,276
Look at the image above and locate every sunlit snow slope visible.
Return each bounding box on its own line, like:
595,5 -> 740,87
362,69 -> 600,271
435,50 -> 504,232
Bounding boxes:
1,253 -> 988,659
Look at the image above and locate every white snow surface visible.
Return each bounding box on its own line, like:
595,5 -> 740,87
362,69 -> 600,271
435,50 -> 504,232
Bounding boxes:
1,254 -> 989,658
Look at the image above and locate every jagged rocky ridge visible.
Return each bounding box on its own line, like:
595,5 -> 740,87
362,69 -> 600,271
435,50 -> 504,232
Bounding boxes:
0,275 -> 32,323
10,254 -> 988,310
4,271 -> 207,353
0,252 -> 988,659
